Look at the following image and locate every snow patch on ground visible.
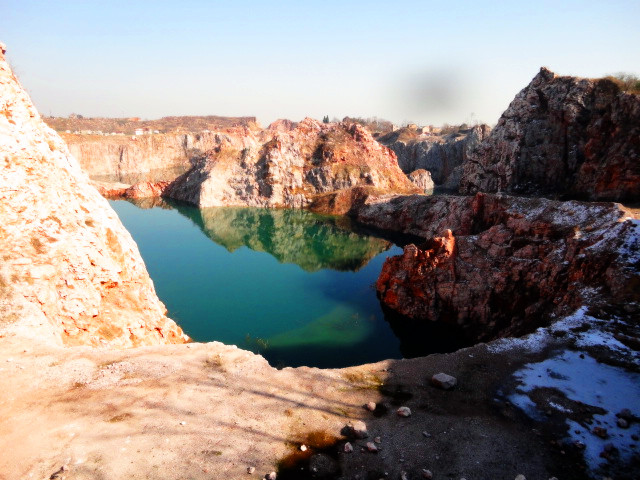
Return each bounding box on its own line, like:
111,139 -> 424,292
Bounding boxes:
575,328 -> 629,353
510,351 -> 640,471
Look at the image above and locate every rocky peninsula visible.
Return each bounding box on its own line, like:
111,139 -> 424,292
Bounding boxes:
1,39 -> 639,480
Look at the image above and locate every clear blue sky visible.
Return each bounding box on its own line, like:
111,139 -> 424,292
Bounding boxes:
1,0 -> 638,126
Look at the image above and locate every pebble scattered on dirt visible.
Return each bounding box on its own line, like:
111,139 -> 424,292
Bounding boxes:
343,421 -> 369,439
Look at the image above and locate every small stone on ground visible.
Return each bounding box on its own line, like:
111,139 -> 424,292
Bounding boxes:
431,373 -> 457,390
397,406 -> 411,417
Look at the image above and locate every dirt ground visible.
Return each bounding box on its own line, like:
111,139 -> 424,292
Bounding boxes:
1,306 -> 638,480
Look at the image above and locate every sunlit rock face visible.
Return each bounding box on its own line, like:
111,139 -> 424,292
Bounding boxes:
60,124 -> 258,179
0,44 -> 187,347
165,119 -> 418,208
349,192 -> 639,340
171,204 -> 391,272
461,68 -> 640,201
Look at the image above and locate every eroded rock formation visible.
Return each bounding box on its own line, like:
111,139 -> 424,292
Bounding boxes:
165,119 -> 418,208
378,124 -> 490,189
0,46 -> 187,347
461,68 -> 640,201
349,192 -> 639,339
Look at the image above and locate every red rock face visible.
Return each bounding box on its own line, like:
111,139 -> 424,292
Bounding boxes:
460,68 -> 640,201
369,193 -> 639,339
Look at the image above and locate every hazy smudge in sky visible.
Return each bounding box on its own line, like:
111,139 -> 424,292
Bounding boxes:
396,66 -> 474,125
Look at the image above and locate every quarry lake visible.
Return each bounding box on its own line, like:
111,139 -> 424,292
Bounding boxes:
110,199 -> 469,367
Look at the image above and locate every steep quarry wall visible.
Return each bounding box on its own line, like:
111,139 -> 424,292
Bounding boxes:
0,45 -> 187,347
62,130 -> 259,179
378,124 -> 491,189
165,119 -> 418,208
461,68 -> 640,201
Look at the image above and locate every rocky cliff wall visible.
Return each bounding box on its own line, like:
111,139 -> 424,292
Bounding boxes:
63,130 -> 260,178
165,119 -> 418,208
349,192 -> 639,340
460,68 -> 640,201
0,44 -> 187,347
378,125 -> 491,188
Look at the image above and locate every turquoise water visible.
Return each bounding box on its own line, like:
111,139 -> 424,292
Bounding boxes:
109,199 -> 405,368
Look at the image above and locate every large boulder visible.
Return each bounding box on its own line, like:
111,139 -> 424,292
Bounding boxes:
408,169 -> 435,193
460,68 -> 640,201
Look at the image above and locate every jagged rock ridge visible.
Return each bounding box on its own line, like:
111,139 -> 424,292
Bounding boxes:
0,44 -> 187,347
165,118 -> 418,208
461,67 -> 640,201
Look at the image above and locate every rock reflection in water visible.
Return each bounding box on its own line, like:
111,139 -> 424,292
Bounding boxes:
111,199 -> 404,367
168,202 -> 391,272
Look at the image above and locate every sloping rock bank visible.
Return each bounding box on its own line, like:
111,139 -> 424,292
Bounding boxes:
165,119 -> 417,208
461,68 -> 640,201
0,44 -> 186,347
349,193 -> 639,340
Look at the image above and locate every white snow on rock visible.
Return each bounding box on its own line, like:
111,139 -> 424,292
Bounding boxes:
487,307 -> 589,354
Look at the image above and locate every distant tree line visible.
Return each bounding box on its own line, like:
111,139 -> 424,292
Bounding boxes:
606,73 -> 640,94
